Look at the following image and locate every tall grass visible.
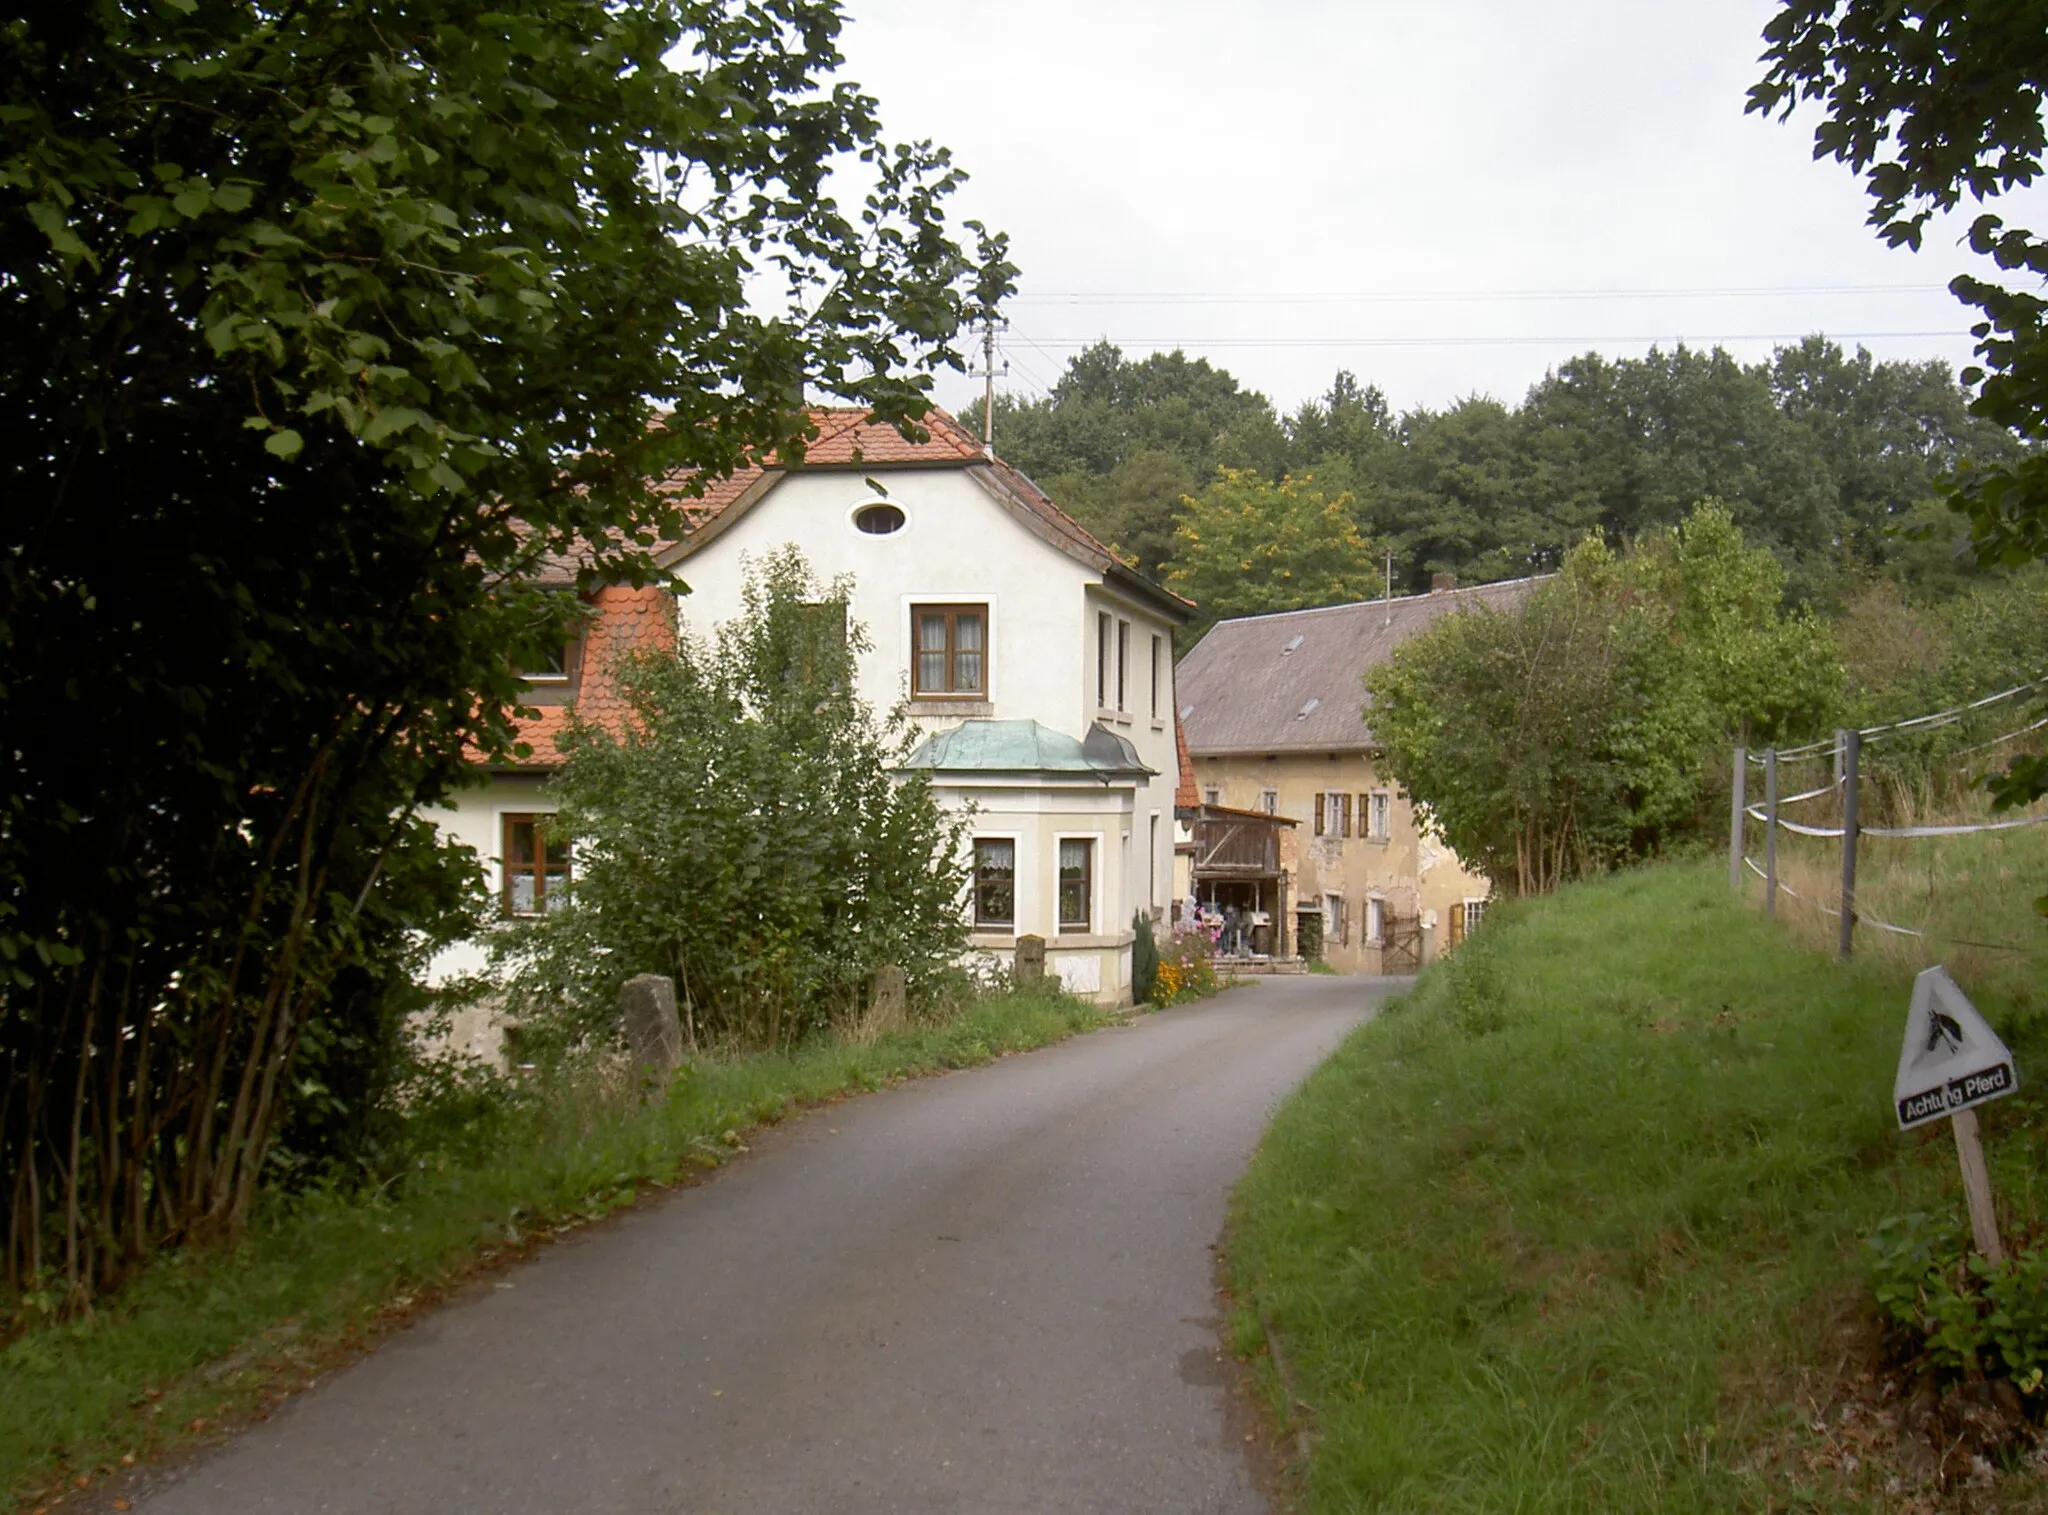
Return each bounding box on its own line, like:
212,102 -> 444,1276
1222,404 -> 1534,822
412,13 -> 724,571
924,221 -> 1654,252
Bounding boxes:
1759,771 -> 2048,1013
0,982 -> 1105,1508
1228,862 -> 2048,1513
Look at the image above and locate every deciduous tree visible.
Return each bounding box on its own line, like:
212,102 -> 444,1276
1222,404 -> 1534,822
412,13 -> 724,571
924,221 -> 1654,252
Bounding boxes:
1751,0 -> 2048,807
1367,505 -> 1839,894
1166,469 -> 1379,627
498,550 -> 968,1051
0,0 -> 1004,1300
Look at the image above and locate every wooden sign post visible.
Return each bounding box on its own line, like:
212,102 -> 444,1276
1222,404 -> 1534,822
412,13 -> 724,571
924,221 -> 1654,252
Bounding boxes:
1895,965 -> 2016,1263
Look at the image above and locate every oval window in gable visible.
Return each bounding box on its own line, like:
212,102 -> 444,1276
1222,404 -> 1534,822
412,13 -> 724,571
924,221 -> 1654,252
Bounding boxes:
853,501 -> 906,535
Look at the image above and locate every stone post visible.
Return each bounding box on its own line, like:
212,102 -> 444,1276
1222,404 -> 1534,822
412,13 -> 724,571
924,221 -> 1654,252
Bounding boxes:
1014,933 -> 1046,984
620,973 -> 683,1080
870,964 -> 907,1027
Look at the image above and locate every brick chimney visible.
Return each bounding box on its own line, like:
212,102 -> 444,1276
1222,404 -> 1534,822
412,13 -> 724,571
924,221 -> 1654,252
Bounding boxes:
1430,572 -> 1457,594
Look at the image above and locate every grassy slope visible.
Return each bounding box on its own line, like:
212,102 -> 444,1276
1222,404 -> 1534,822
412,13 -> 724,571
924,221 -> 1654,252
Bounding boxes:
1,988 -> 1106,1509
1228,861 -> 2048,1513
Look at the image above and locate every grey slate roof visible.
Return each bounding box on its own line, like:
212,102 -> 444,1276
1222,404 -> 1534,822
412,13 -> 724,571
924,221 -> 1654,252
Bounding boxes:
904,719 -> 1154,777
1176,577 -> 1547,755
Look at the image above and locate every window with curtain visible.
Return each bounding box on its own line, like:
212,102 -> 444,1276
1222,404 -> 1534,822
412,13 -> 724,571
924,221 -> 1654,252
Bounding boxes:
1058,838 -> 1093,933
974,837 -> 1015,928
912,605 -> 986,697
502,813 -> 572,917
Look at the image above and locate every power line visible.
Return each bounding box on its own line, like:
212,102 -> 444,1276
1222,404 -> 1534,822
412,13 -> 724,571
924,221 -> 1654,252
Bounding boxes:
1012,282 -> 1953,307
1010,330 -> 1967,351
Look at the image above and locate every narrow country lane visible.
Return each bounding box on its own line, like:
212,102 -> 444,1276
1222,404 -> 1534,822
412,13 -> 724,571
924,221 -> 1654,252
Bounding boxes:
129,978 -> 1389,1515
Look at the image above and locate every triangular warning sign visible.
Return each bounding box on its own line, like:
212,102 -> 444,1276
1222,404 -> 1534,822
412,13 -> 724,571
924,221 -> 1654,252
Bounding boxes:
1895,966 -> 2018,1129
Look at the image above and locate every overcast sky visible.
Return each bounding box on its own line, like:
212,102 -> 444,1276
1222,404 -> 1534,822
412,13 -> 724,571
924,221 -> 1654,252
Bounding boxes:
833,0 -> 2020,421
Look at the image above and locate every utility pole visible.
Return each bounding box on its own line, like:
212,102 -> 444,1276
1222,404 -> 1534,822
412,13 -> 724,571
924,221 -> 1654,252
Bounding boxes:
969,305 -> 1007,457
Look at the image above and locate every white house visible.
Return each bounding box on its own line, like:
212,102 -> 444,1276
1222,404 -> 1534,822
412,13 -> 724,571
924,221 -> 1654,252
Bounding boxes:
430,408 -> 1191,1007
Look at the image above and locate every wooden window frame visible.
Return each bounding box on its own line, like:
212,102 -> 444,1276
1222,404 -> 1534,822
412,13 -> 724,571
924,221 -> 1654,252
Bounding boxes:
1058,837 -> 1094,934
1366,789 -> 1391,841
911,603 -> 988,699
1150,634 -> 1163,720
502,812 -> 572,918
972,836 -> 1016,930
1116,618 -> 1130,712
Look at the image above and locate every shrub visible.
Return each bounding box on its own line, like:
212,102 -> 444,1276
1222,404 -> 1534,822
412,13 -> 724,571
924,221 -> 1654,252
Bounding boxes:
1152,928 -> 1219,1006
1868,1211 -> 2048,1389
1132,911 -> 1161,1004
496,549 -> 968,1053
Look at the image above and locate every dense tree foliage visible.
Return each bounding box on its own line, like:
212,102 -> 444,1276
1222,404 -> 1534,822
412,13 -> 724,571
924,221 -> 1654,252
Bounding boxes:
1,0 -> 1001,1301
1167,470 -> 1380,631
1367,505 -> 1841,894
498,551 -> 968,1051
970,338 -> 2012,613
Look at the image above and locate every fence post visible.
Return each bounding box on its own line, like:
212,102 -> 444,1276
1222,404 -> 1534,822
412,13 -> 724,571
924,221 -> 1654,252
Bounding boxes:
1763,748 -> 1779,921
1838,728 -> 1860,961
1729,744 -> 1747,890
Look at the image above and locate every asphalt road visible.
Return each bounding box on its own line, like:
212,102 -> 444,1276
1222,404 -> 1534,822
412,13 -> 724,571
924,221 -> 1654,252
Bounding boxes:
131,976 -> 1389,1515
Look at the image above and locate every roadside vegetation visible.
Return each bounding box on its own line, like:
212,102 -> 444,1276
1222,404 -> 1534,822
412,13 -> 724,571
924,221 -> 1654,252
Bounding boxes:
1227,862 -> 2048,1512
0,978 -> 1102,1509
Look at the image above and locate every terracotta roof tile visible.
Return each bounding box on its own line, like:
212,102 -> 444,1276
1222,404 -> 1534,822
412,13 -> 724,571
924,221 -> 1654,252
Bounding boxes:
1175,710 -> 1199,810
494,582 -> 676,769
649,409 -> 983,531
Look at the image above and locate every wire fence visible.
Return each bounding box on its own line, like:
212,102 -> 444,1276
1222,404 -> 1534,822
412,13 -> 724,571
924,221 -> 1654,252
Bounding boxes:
1731,683 -> 2048,960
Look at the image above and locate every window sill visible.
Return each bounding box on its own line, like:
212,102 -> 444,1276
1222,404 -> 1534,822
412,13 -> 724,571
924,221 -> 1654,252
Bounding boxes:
908,699 -> 992,717
1049,929 -> 1133,949
1151,720 -> 1167,733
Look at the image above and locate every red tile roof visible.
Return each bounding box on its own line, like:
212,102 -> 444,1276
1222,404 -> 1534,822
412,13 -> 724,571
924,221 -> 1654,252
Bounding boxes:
496,583 -> 676,769
1175,710 -> 1199,810
648,408 -> 987,545
488,407 -> 1188,770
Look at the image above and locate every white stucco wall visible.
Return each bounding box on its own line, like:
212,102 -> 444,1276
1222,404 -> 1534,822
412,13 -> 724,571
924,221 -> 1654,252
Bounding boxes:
671,466 -> 1183,999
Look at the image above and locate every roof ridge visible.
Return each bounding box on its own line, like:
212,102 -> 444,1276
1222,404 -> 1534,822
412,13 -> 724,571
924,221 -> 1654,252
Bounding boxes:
1205,572 -> 1554,627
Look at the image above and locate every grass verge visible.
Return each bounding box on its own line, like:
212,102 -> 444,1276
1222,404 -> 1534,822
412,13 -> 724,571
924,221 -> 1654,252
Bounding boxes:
1227,860 -> 2048,1513
1,984 -> 1106,1510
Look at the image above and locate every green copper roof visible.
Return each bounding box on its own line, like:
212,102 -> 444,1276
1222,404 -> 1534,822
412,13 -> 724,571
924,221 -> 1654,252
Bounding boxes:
904,719 -> 1154,778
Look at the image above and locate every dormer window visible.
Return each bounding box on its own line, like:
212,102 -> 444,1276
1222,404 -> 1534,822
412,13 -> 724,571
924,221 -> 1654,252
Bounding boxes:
513,628 -> 581,705
516,641 -> 571,684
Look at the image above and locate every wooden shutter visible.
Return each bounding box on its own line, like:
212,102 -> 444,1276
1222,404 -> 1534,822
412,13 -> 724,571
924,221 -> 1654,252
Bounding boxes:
1448,902 -> 1465,949
1341,792 -> 1353,837
1312,793 -> 1325,836
1358,792 -> 1371,836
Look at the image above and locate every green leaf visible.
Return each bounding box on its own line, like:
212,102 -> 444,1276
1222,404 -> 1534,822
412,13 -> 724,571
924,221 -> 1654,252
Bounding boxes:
264,428 -> 305,459
26,201 -> 95,270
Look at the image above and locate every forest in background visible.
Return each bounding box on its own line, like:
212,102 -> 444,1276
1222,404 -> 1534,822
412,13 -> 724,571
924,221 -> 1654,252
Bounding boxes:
962,335 -> 2026,622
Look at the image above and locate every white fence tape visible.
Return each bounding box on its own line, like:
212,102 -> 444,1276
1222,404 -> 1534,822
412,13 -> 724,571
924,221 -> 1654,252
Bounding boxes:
1858,678 -> 2048,739
1744,804 -> 1845,837
1952,714 -> 2048,758
1863,813 -> 2048,838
